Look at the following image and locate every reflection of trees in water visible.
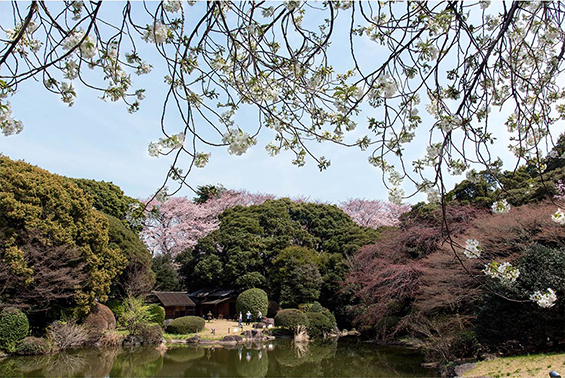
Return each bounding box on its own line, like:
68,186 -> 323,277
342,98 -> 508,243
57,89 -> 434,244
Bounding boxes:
42,352 -> 89,377
0,354 -> 51,377
234,348 -> 268,377
271,341 -> 337,376
0,348 -> 120,377
164,347 -> 205,363
0,341 -> 433,378
109,346 -> 164,377
78,348 -> 120,377
321,343 -> 431,377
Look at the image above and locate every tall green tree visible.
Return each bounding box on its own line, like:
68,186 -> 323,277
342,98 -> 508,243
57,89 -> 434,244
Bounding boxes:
177,199 -> 379,313
0,156 -> 126,315
72,178 -> 144,233
152,254 -> 181,292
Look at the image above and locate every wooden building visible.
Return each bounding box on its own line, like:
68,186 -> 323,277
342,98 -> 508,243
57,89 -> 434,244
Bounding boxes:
151,291 -> 196,319
188,288 -> 237,319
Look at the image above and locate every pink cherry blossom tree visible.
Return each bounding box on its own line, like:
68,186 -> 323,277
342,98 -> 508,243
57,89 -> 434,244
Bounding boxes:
141,190 -> 274,257
339,199 -> 411,228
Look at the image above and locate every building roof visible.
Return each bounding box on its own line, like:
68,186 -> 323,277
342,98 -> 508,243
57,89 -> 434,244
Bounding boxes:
201,297 -> 231,305
188,288 -> 236,299
152,292 -> 196,307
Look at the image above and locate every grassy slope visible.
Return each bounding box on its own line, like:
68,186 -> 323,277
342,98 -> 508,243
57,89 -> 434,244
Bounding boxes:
462,353 -> 565,378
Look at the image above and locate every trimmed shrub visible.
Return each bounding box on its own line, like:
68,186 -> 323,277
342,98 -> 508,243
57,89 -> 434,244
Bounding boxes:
145,304 -> 165,327
166,316 -> 205,334
321,308 -> 337,327
275,309 -> 309,331
14,337 -> 51,355
299,301 -> 324,313
0,307 -> 29,352
306,312 -> 334,338
84,303 -> 116,332
236,288 -> 268,318
138,323 -> 164,345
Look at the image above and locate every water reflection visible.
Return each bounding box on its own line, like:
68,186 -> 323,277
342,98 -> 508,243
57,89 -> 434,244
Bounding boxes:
0,340 -> 434,377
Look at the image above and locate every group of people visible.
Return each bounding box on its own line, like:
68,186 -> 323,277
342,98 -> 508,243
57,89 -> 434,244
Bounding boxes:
238,310 -> 262,327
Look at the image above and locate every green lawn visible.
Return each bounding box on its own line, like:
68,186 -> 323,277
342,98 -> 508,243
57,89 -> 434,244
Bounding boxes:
462,352 -> 565,378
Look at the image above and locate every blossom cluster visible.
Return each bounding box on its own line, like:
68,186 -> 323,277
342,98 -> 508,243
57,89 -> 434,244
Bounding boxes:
463,239 -> 481,259
483,261 -> 520,285
163,0 -> 182,13
143,22 -> 170,44
62,29 -> 98,59
529,288 -> 558,308
222,129 -> 257,156
148,133 -> 185,157
491,199 -> 511,214
5,20 -> 42,55
194,152 -> 211,168
551,208 -> 565,225
0,101 -> 23,136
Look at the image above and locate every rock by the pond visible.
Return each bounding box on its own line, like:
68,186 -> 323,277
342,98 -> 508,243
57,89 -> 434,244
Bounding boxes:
122,335 -> 142,347
263,318 -> 275,326
340,330 -> 361,338
252,322 -> 266,329
243,329 -> 263,340
186,335 -> 200,344
164,319 -> 174,329
222,335 -> 243,342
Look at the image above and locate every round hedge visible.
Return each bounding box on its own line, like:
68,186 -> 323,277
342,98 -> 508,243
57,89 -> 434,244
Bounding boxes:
137,323 -> 164,344
166,316 -> 205,334
274,309 -> 309,331
145,304 -> 165,327
14,337 -> 51,356
0,307 -> 29,352
236,288 -> 268,318
306,312 -> 334,338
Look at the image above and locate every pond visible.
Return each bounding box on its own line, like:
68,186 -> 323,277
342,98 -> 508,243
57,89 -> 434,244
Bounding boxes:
0,340 -> 435,377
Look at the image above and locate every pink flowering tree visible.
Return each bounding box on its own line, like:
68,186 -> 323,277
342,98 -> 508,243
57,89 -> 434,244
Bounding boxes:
141,190 -> 274,257
339,199 -> 411,228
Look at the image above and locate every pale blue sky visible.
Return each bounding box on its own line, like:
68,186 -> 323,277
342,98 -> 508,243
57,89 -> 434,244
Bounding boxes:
1,1 -> 557,204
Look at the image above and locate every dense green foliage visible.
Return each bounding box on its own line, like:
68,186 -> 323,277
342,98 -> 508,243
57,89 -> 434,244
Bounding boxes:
235,288 -> 268,318
193,184 -> 225,204
166,316 -> 205,334
300,302 -> 337,328
71,178 -> 144,233
145,304 -> 165,327
105,299 -> 125,321
306,312 -> 335,338
0,307 -> 29,352
475,245 -> 565,352
446,138 -> 565,208
272,247 -> 323,307
0,157 -> 126,315
152,255 -> 181,291
178,199 -> 378,317
105,214 -> 155,297
274,309 -> 309,331
14,337 -> 51,355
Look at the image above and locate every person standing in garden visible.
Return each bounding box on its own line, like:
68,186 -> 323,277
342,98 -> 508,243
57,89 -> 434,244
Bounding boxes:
238,312 -> 242,328
246,310 -> 251,325
257,310 -> 262,323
